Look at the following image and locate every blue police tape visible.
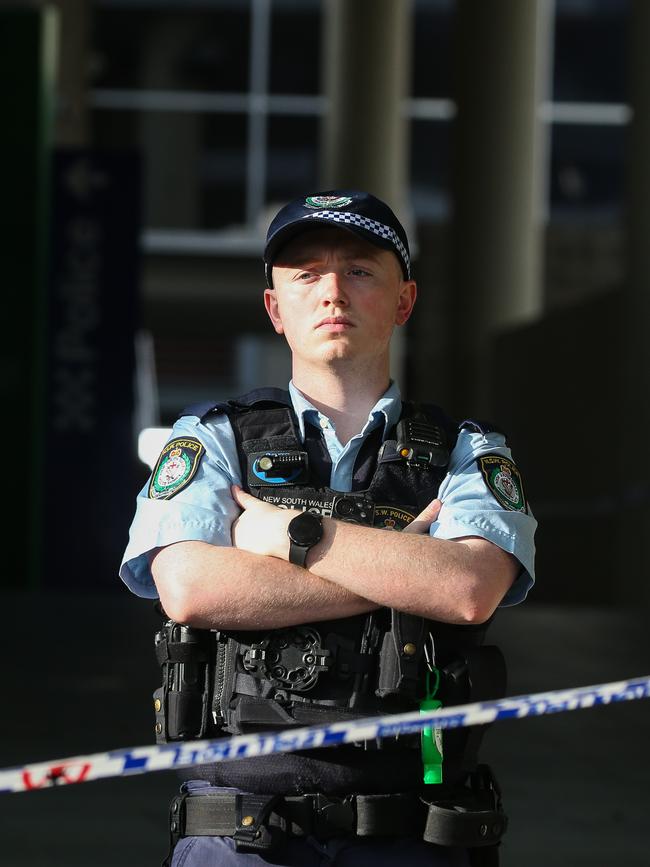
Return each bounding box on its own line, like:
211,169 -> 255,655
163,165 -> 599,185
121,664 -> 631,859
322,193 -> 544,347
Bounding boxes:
2,675 -> 649,794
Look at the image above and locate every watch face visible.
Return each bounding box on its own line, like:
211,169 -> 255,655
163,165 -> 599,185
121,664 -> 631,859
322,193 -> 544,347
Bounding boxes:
288,511 -> 323,546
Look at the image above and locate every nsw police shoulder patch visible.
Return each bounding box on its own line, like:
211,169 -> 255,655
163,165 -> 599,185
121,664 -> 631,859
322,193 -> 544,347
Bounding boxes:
148,437 -> 205,500
478,455 -> 526,512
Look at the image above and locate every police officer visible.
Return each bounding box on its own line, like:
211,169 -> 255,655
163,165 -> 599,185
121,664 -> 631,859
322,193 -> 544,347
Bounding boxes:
120,190 -> 537,866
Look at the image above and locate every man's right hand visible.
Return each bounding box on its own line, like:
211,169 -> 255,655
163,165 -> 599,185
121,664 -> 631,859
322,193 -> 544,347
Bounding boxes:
403,498 -> 442,535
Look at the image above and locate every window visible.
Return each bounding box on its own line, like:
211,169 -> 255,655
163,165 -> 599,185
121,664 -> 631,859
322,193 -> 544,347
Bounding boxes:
90,0 -> 631,239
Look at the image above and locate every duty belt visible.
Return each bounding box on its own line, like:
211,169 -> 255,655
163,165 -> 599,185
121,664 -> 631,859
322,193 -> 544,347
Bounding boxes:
165,766 -> 507,859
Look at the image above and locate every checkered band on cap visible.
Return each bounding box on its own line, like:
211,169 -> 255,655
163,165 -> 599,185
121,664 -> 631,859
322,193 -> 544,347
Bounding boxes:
303,210 -> 411,279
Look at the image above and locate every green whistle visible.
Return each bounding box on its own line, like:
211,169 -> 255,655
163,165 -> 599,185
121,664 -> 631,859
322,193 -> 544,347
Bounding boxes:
420,670 -> 443,785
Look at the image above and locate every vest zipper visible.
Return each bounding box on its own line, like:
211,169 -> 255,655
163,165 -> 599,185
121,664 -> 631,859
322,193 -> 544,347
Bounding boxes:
212,633 -> 230,727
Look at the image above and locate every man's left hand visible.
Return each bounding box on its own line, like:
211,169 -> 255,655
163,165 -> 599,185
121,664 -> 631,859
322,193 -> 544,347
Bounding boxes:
231,484 -> 298,559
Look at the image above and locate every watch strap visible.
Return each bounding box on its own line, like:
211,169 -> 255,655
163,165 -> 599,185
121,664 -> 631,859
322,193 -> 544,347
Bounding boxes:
289,542 -> 310,567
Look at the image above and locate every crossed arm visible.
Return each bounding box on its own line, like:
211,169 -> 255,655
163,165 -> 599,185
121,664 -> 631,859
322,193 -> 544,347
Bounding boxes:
152,487 -> 519,630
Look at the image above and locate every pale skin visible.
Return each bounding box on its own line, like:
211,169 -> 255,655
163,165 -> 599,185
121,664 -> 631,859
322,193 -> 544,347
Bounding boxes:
152,227 -> 519,629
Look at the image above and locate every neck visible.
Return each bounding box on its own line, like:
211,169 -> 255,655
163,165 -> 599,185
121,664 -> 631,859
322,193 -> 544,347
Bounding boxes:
292,361 -> 391,445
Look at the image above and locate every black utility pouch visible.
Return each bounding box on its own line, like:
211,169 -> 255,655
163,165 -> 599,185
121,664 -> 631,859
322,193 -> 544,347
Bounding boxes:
154,620 -> 216,743
376,610 -> 426,700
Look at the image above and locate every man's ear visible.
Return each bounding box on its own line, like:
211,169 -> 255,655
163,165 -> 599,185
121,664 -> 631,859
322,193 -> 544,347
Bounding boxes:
264,287 -> 284,334
395,280 -> 417,326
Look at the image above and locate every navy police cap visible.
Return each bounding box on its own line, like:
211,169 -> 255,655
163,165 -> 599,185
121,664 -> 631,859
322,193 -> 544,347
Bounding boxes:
263,190 -> 411,287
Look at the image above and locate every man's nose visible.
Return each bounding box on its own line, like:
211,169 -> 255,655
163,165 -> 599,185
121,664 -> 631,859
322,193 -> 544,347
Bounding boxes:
321,271 -> 349,305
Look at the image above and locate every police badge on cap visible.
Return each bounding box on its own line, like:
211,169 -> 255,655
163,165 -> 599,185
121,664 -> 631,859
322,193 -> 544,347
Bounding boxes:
304,195 -> 353,209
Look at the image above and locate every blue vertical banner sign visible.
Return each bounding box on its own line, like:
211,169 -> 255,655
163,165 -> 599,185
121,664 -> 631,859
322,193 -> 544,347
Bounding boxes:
44,150 -> 142,588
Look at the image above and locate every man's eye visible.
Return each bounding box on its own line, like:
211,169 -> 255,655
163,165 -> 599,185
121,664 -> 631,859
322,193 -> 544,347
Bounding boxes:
296,271 -> 315,281
349,268 -> 370,277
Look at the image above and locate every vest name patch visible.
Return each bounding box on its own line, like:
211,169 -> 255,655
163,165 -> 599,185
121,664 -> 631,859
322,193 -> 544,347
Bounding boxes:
261,493 -> 334,517
259,494 -> 417,531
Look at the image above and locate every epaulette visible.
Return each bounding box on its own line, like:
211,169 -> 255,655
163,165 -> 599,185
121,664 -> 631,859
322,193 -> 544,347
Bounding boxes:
459,418 -> 507,440
178,400 -> 229,423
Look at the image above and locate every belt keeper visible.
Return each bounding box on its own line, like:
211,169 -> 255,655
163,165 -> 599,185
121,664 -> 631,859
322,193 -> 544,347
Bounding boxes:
163,792 -> 188,867
169,792 -> 186,842
233,793 -> 282,853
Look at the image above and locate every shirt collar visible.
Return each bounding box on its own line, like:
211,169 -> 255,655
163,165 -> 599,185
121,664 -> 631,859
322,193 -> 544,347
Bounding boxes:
288,380 -> 402,442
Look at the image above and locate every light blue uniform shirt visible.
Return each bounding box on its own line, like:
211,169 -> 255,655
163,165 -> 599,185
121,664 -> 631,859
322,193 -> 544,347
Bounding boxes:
120,382 -> 536,607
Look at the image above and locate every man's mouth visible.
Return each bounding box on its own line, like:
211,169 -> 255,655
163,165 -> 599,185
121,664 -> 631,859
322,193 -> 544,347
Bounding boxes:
315,316 -> 354,332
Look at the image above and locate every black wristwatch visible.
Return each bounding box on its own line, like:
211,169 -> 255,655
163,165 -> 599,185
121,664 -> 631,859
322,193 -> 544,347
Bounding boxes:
287,511 -> 323,567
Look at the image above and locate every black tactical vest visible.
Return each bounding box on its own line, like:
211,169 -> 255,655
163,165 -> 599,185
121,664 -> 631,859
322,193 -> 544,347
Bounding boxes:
169,388 -> 506,796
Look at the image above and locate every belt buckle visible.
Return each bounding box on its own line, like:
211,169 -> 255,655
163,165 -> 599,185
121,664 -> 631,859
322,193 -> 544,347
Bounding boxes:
311,794 -> 356,838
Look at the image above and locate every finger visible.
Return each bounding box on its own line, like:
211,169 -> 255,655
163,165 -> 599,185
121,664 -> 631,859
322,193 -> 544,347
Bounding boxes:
403,498 -> 442,534
231,484 -> 254,508
419,498 -> 442,523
